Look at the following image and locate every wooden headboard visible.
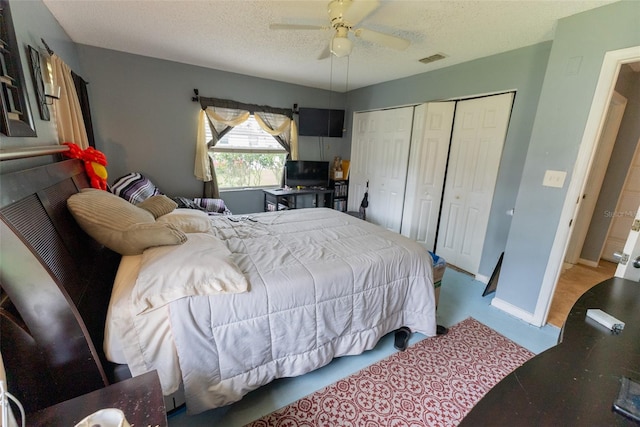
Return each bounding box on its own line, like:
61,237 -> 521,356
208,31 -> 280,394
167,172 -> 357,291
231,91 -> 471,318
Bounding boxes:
0,159 -> 123,413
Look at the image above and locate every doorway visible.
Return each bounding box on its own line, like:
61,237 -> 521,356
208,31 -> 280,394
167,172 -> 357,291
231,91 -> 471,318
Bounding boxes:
546,60 -> 640,327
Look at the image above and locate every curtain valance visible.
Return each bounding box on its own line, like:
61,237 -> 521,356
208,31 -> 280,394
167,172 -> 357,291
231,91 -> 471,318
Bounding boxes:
198,96 -> 293,119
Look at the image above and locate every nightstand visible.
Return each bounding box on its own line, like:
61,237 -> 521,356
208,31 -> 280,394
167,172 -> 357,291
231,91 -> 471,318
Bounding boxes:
28,370 -> 167,426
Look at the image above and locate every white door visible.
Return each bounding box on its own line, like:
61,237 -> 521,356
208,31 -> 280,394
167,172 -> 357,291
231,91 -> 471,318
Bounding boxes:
436,93 -> 514,274
370,107 -> 415,232
603,139 -> 640,262
401,101 -> 456,251
565,91 -> 627,265
348,111 -> 375,213
348,107 -> 414,232
615,205 -> 640,282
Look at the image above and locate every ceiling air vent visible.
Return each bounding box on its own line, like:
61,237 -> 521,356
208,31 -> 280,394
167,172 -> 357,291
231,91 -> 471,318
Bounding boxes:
419,53 -> 446,64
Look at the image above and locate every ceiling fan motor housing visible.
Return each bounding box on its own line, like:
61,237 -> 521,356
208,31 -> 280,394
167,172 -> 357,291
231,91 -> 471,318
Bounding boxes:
328,0 -> 351,29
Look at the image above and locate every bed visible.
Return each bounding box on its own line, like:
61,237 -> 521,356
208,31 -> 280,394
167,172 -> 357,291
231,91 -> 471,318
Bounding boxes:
0,159 -> 437,415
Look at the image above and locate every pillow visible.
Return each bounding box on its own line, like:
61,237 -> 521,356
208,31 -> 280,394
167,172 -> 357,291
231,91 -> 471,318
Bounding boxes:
193,197 -> 232,215
173,197 -> 232,215
157,209 -> 211,233
137,195 -> 177,219
67,188 -> 187,255
132,233 -> 248,314
110,172 -> 161,204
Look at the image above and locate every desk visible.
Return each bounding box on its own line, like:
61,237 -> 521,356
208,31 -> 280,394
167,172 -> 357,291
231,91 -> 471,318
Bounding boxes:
460,277 -> 640,426
28,371 -> 167,427
263,187 -> 333,211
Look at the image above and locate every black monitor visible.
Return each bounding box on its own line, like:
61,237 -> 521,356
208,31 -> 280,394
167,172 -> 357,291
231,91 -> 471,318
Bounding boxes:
285,160 -> 330,188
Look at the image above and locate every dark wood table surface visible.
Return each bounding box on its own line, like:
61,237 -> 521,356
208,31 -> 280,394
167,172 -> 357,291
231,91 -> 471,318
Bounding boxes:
28,370 -> 168,426
460,277 -> 640,426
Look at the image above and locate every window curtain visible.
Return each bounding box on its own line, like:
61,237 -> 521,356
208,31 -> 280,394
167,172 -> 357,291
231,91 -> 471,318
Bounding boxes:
50,54 -> 89,149
71,71 -> 96,148
194,97 -> 297,198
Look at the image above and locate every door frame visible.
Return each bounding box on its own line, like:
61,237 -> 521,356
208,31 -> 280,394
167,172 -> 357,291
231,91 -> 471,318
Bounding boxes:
614,204 -> 640,281
532,46 -> 640,327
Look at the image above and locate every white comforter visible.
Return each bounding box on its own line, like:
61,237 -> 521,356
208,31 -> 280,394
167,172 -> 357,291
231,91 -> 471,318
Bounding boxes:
106,208 -> 436,414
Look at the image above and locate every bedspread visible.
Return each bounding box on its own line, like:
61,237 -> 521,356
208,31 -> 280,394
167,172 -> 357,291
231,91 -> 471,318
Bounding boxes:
169,208 -> 436,414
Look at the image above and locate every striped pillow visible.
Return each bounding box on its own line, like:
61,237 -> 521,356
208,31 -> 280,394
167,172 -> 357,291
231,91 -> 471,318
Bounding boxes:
193,198 -> 231,215
110,172 -> 161,204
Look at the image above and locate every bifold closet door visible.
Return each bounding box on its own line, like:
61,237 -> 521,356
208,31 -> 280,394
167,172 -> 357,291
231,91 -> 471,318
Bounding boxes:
348,107 -> 414,232
435,92 -> 514,274
348,111 -> 374,214
400,102 -> 456,251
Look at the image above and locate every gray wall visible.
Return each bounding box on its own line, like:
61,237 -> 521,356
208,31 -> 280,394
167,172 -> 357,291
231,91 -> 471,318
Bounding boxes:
75,45 -> 347,215
581,65 -> 640,261
499,0 -> 640,314
346,42 -> 552,280
0,0 -> 80,173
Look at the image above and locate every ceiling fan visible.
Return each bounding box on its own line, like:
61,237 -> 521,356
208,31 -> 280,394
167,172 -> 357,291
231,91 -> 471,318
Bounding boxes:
270,0 -> 410,59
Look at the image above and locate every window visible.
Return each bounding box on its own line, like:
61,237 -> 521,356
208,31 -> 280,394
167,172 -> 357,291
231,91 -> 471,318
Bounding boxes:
207,115 -> 287,189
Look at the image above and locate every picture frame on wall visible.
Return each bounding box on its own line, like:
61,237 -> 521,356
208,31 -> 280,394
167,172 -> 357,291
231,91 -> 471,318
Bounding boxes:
0,0 -> 37,137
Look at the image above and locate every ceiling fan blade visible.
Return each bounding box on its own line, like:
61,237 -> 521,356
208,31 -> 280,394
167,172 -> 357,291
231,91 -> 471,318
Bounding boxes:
342,0 -> 380,26
317,43 -> 331,60
269,23 -> 328,30
354,28 -> 410,51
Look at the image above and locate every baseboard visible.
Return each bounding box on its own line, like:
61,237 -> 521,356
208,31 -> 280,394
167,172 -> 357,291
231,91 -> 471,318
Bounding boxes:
491,297 -> 538,326
578,258 -> 599,268
475,273 -> 490,284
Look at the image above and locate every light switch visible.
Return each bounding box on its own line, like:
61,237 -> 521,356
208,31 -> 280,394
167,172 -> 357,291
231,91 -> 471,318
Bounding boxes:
543,170 -> 567,188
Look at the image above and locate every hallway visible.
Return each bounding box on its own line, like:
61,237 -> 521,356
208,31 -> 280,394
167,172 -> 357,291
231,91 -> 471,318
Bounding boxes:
547,261 -> 617,327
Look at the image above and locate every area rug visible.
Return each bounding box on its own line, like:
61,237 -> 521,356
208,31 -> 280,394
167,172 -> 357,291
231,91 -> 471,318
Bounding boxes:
245,318 -> 534,427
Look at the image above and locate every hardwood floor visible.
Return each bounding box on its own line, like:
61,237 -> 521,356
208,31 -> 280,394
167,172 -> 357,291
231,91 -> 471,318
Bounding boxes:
546,260 -> 617,328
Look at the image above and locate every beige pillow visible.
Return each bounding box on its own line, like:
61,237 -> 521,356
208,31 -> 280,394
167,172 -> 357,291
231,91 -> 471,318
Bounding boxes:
157,209 -> 211,233
137,195 -> 177,219
67,188 -> 187,255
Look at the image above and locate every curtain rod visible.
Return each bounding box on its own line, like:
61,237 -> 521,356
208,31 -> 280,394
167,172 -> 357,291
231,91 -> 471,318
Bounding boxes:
41,38 -> 54,55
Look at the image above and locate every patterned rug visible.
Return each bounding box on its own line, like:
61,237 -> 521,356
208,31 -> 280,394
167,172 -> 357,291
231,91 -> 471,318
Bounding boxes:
245,318 -> 534,427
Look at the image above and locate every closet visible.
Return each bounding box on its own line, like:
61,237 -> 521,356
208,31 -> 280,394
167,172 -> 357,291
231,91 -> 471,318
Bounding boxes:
348,93 -> 514,275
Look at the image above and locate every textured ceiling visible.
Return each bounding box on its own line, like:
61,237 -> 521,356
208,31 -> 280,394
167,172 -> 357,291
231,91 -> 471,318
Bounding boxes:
42,0 -> 618,92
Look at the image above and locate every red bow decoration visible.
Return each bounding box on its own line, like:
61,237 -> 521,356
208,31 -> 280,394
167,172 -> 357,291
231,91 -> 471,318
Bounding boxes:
62,142 -> 109,190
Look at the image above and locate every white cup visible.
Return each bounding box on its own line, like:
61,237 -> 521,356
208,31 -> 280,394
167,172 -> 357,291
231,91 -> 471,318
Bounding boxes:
74,408 -> 131,427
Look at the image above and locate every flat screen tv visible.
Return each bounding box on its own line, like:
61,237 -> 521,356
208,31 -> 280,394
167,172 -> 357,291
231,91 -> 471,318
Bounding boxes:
298,108 -> 345,137
285,160 -> 330,188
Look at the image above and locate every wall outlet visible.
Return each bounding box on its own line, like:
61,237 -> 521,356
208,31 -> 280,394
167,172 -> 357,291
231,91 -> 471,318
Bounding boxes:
543,170 -> 567,188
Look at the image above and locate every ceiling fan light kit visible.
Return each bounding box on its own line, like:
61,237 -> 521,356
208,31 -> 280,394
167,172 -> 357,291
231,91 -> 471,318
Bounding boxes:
331,27 -> 353,57
331,37 -> 353,57
270,0 -> 409,59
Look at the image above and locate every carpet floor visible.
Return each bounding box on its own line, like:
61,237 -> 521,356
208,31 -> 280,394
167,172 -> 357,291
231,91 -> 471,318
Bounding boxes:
245,318 -> 534,427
